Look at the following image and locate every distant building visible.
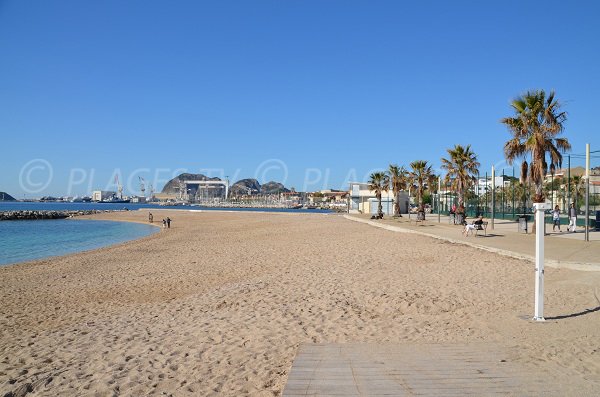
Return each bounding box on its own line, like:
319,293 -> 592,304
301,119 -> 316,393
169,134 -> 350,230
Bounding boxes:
92,191 -> 116,202
308,190 -> 348,204
348,182 -> 409,215
181,179 -> 229,202
476,176 -> 511,195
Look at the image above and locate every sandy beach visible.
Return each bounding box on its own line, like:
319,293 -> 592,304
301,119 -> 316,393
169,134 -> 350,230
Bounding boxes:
1,210 -> 599,396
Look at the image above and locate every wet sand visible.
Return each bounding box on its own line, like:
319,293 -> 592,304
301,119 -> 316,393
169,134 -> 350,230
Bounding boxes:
1,210 -> 599,396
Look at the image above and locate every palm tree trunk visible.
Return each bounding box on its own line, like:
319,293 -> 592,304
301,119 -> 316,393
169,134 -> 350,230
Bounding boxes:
394,190 -> 401,216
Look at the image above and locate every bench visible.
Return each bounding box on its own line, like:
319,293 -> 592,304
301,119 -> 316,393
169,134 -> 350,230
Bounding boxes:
462,221 -> 488,237
474,221 -> 488,236
411,212 -> 426,225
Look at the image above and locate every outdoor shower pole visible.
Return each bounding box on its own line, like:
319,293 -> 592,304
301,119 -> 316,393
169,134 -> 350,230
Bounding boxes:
533,201 -> 549,321
585,144 -> 590,242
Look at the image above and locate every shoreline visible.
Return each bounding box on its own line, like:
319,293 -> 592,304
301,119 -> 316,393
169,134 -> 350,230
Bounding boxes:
1,211 -> 599,396
0,216 -> 161,269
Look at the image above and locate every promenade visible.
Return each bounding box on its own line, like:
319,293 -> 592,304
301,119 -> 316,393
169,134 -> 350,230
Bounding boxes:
344,213 -> 600,271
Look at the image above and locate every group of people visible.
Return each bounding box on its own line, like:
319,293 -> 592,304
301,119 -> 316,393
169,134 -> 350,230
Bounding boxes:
148,212 -> 172,229
552,203 -> 578,233
456,203 -> 578,235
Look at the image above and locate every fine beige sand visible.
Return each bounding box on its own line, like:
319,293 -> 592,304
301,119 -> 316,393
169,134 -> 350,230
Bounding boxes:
1,210 -> 599,396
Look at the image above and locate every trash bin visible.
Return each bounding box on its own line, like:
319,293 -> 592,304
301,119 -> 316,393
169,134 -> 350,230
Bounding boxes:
596,211 -> 600,231
518,215 -> 529,233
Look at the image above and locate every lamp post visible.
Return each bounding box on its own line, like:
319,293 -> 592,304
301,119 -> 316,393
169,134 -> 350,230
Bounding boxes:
585,144 -> 590,242
438,176 -> 441,223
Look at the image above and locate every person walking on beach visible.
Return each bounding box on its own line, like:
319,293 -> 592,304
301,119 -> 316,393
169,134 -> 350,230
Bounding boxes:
568,203 -> 577,232
552,205 -> 561,232
166,217 -> 171,229
149,212 -> 153,223
162,219 -> 166,229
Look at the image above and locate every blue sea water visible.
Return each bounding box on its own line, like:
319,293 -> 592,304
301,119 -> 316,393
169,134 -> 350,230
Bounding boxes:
0,219 -> 159,266
0,201 -> 331,213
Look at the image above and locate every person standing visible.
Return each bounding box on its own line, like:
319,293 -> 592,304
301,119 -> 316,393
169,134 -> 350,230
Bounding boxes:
166,217 -> 171,229
149,212 -> 153,223
552,205 -> 561,232
568,203 -> 577,232
162,219 -> 166,229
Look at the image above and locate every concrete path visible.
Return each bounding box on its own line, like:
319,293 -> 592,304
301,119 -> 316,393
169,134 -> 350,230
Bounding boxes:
344,214 -> 600,271
283,343 -> 563,396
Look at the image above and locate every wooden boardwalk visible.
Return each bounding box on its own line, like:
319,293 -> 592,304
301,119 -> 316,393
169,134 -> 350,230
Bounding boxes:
283,343 -> 563,396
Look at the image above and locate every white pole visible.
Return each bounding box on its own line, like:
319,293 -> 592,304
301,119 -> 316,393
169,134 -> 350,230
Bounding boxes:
491,166 -> 495,230
533,202 -> 549,321
438,176 -> 441,223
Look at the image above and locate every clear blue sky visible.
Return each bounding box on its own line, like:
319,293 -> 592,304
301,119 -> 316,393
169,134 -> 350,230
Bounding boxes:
1,0 -> 598,197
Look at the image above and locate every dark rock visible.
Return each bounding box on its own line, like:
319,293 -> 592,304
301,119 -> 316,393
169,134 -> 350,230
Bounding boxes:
0,192 -> 16,201
161,173 -> 221,194
261,181 -> 290,194
229,179 -> 261,197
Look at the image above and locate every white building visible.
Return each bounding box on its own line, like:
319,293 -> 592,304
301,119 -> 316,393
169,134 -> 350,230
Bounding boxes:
476,176 -> 511,195
92,190 -> 116,202
348,182 -> 409,216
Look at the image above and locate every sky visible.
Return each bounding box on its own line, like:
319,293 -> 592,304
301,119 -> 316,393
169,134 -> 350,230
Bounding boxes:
1,0 -> 599,197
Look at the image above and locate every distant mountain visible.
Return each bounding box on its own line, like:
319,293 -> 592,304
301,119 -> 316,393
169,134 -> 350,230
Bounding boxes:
230,179 -> 261,196
160,173 -> 291,197
161,173 -> 221,194
0,192 -> 16,201
261,181 -> 290,194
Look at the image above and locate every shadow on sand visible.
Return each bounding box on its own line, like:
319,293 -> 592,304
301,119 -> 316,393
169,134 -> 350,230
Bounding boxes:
546,306 -> 600,320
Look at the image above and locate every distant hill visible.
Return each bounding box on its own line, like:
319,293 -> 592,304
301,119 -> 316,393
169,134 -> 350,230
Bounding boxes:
161,173 -> 291,197
161,173 -> 221,194
261,181 -> 290,194
230,179 -> 261,196
229,179 -> 290,196
0,192 -> 16,201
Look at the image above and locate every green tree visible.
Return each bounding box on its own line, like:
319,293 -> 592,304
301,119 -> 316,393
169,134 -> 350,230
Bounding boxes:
409,160 -> 435,213
387,164 -> 408,217
441,144 -> 480,207
569,175 -> 585,207
368,171 -> 389,218
501,90 -> 571,203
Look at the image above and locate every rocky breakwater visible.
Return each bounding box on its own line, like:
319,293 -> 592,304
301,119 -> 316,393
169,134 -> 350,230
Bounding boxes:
0,209 -> 127,221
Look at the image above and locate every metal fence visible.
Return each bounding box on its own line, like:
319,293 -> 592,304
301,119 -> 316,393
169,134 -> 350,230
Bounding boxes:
432,149 -> 600,230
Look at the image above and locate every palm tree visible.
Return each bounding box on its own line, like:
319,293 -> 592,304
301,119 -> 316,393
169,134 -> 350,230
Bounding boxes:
387,164 -> 408,217
569,175 -> 585,207
441,144 -> 480,207
409,160 -> 435,214
501,90 -> 571,203
368,171 -> 389,218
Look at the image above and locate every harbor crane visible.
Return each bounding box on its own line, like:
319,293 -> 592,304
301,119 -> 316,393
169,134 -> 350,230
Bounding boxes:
139,176 -> 146,197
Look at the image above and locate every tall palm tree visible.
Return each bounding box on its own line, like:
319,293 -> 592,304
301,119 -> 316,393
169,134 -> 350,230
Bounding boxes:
409,160 -> 435,214
368,171 -> 389,218
387,164 -> 408,217
569,175 -> 584,207
501,90 -> 571,203
441,144 -> 480,207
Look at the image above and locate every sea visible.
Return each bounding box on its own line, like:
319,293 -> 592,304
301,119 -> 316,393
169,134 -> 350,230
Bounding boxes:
0,202 -> 331,266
